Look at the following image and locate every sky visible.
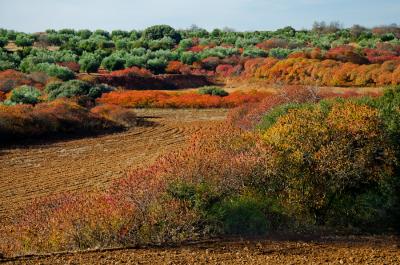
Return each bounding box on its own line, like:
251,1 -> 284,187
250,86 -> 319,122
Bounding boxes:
0,0 -> 399,32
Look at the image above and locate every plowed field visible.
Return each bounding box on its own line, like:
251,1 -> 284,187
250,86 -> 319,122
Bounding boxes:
0,109 -> 228,220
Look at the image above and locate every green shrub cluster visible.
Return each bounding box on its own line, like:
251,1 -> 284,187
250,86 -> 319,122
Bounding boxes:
45,80 -> 113,100
6,85 -> 42,105
198,86 -> 229,97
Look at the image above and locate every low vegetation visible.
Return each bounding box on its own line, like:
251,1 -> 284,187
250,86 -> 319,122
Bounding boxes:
1,86 -> 399,256
97,90 -> 271,108
0,99 -> 135,141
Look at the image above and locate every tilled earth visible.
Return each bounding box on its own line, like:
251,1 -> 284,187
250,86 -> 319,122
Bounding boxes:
0,108 -> 227,220
2,236 -> 399,264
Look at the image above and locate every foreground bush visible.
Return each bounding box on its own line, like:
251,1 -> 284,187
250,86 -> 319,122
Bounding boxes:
0,100 -> 124,140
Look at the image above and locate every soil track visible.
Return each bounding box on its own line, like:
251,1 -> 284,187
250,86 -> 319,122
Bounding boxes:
0,109 -> 228,220
2,236 -> 399,264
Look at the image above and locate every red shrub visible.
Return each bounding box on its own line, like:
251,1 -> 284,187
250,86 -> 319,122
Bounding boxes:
0,70 -> 41,93
0,99 -> 121,140
364,48 -> 400,64
166,61 -> 185,74
91,104 -> 137,127
189,45 -> 207,53
325,45 -> 369,64
215,64 -> 235,77
0,91 -> 5,102
256,38 -> 288,50
108,67 -> 152,77
57,62 -> 80,72
201,57 -> 221,70
97,90 -> 271,108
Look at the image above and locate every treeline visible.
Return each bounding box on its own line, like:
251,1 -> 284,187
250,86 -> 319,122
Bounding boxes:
0,23 -> 399,75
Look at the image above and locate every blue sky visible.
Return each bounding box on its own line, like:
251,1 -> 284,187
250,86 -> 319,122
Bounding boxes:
0,0 -> 399,32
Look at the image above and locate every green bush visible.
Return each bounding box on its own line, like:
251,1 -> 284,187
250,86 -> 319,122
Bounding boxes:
146,57 -> 168,74
180,51 -> 198,65
9,85 -> 42,104
143,25 -> 181,43
101,55 -> 125,71
79,52 -> 101,73
242,47 -> 268,58
15,34 -> 34,47
125,55 -> 147,68
34,63 -> 75,81
268,48 -> 293,59
198,86 -> 229,97
0,37 -> 8,48
210,195 -> 270,235
148,37 -> 175,50
45,80 -> 113,100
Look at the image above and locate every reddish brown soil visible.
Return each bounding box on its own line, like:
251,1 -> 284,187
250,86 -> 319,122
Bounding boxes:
2,236 -> 399,264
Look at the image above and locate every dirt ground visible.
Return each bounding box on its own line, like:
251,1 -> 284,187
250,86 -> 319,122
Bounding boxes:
0,108 -> 228,221
2,236 -> 399,264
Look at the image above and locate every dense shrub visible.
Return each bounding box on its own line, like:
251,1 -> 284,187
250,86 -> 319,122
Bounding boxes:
97,90 -> 270,108
90,104 -> 137,127
0,99 -> 123,140
243,57 -> 400,87
79,52 -> 101,73
143,25 -> 181,43
15,34 -> 34,47
33,63 -> 75,81
268,48 -> 293,59
0,70 -> 39,93
8,85 -> 42,105
198,86 -> 229,97
45,80 -> 113,100
146,57 -> 168,74
261,100 -> 397,226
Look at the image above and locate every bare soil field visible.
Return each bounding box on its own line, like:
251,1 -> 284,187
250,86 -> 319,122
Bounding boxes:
0,108 -> 228,221
2,236 -> 399,264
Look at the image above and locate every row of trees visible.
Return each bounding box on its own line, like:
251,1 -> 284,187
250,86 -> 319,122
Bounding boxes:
0,24 -> 399,76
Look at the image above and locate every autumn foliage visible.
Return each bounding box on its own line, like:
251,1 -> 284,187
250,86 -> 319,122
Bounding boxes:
3,88 -> 400,256
0,100 -> 134,141
97,90 -> 271,108
0,69 -> 43,93
242,57 -> 400,87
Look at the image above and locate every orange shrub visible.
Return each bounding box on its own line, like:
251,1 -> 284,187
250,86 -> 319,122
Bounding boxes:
166,61 -> 184,74
108,66 -> 152,77
91,104 -> 137,127
0,99 -> 123,141
243,57 -> 400,87
0,69 -> 42,93
97,90 -> 271,108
